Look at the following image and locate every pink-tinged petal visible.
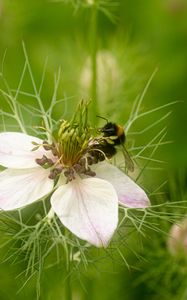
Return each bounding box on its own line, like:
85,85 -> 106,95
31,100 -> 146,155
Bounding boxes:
51,177 -> 118,247
0,132 -> 54,169
93,162 -> 150,208
0,167 -> 54,210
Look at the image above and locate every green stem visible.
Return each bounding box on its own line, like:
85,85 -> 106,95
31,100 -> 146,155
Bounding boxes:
65,268 -> 72,300
64,232 -> 72,300
90,5 -> 98,123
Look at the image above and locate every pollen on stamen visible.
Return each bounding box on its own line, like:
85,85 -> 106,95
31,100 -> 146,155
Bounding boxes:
49,166 -> 63,180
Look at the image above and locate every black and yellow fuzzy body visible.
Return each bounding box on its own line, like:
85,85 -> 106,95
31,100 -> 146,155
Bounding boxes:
98,121 -> 134,172
100,122 -> 126,145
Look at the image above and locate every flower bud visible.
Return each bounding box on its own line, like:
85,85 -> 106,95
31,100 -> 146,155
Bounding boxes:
168,218 -> 187,255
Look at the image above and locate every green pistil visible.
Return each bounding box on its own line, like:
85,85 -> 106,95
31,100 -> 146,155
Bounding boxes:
58,121 -> 90,166
57,101 -> 91,167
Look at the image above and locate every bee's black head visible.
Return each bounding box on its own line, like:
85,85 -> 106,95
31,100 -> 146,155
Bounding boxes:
100,122 -> 117,137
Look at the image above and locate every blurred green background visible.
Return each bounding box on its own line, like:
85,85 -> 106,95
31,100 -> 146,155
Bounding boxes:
0,0 -> 187,299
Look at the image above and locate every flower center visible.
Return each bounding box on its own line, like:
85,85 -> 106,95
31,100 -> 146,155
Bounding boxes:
57,120 -> 89,167
35,101 -> 108,182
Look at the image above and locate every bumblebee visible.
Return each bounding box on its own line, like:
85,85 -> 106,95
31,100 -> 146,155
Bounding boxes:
100,122 -> 125,145
90,120 -> 134,172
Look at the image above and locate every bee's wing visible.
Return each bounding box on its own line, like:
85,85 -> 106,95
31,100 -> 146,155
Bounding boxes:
121,145 -> 134,172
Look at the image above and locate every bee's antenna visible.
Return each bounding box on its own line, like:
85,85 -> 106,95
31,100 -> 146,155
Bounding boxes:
96,115 -> 108,123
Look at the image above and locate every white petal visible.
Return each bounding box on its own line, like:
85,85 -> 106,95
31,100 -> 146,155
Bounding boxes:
0,132 -> 53,169
0,167 -> 54,210
93,162 -> 150,208
51,177 -> 118,247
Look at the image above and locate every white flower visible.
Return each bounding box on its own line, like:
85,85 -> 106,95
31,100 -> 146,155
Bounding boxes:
0,132 -> 150,247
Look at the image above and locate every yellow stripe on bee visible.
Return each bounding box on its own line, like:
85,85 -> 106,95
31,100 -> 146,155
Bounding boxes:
116,125 -> 124,137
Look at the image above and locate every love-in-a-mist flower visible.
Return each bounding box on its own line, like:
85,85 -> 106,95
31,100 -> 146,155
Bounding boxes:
0,102 -> 150,247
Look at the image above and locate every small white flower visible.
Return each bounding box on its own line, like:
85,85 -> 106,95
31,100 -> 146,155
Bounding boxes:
0,131 -> 150,247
